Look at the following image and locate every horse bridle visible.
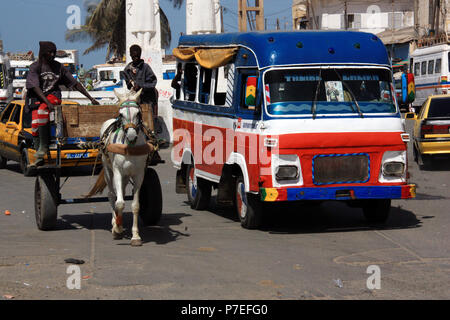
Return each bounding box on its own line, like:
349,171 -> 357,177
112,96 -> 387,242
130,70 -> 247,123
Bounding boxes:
118,102 -> 143,136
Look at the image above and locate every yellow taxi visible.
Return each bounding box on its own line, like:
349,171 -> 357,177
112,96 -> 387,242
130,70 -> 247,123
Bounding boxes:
0,100 -> 99,176
407,94 -> 450,169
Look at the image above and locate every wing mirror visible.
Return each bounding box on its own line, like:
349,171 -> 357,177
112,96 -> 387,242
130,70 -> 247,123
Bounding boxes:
245,76 -> 257,110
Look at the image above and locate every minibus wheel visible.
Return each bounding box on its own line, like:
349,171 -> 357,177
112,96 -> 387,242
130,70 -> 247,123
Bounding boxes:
186,164 -> 211,210
362,199 -> 391,224
235,176 -> 262,229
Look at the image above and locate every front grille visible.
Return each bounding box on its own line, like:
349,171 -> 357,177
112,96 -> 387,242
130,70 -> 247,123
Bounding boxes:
313,153 -> 370,185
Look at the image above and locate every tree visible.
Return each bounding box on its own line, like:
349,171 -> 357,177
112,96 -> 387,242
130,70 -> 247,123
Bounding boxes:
66,0 -> 181,60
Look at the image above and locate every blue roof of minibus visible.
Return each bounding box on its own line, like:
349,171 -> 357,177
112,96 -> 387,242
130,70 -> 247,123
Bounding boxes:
177,31 -> 390,69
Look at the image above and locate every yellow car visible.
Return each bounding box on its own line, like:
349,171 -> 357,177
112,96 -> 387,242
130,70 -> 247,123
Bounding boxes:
409,94 -> 450,169
0,100 -> 99,176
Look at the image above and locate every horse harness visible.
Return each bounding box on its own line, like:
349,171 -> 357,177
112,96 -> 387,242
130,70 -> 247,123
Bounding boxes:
99,101 -> 159,167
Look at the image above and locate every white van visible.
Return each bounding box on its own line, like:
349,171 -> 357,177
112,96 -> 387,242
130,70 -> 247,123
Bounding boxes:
8,52 -> 35,98
92,63 -> 126,91
0,52 -> 13,111
410,43 -> 450,109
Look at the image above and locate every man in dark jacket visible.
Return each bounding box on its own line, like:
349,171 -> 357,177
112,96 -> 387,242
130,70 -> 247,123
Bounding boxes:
122,45 -> 158,111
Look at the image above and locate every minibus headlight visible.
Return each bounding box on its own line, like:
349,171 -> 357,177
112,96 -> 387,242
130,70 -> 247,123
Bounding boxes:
276,165 -> 298,180
382,162 -> 405,176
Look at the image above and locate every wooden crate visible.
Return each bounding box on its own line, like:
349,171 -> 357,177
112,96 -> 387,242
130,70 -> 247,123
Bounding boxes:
59,104 -> 154,138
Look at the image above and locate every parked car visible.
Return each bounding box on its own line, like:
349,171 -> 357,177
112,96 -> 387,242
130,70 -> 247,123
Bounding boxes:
0,100 -> 99,176
409,94 -> 450,169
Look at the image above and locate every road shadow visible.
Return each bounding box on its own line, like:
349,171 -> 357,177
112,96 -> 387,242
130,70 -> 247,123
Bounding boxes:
417,157 -> 450,171
207,196 -> 422,234
4,162 -> 100,177
414,192 -> 447,200
57,211 -> 191,245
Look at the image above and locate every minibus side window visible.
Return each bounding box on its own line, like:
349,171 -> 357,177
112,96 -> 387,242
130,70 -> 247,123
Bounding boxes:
198,67 -> 212,104
211,65 -> 231,106
428,60 -> 434,75
183,63 -> 198,102
414,62 -> 420,76
421,61 -> 427,75
435,58 -> 442,73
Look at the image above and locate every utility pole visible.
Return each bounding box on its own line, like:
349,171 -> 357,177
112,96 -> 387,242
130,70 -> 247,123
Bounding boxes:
344,1 -> 348,30
308,0 -> 317,29
436,0 -> 441,36
238,0 -> 264,31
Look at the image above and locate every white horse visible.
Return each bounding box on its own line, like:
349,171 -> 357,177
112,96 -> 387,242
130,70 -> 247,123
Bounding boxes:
87,88 -> 150,246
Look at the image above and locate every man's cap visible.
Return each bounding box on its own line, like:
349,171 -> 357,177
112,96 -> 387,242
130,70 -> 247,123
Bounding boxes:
39,41 -> 57,55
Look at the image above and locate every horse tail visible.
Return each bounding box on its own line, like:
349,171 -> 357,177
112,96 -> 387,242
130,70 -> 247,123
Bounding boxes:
84,168 -> 107,198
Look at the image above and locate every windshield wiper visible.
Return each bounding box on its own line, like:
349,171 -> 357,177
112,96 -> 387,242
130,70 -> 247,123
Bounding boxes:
333,69 -> 364,118
311,68 -> 322,120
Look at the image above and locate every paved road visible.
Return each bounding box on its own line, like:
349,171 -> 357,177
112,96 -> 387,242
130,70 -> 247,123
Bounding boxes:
0,121 -> 449,300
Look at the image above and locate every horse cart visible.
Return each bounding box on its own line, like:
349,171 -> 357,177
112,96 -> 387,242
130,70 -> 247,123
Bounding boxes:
34,103 -> 164,231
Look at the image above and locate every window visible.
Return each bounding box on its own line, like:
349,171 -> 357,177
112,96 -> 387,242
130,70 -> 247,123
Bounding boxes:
421,61 -> 427,75
99,70 -> 115,81
22,107 -> 32,128
435,58 -> 442,74
183,63 -> 198,102
418,100 -> 428,119
10,105 -> 21,124
211,65 -> 231,106
14,67 -> 29,80
428,97 -> 450,118
1,103 -> 14,123
348,14 -> 354,28
428,60 -> 434,74
198,67 -> 212,104
414,62 -> 420,76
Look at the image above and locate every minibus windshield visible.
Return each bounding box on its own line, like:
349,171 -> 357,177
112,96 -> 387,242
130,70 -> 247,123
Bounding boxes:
14,67 -> 29,80
264,68 -> 396,116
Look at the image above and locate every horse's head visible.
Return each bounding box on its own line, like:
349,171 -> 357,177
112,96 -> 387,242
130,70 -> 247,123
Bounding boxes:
114,88 -> 143,145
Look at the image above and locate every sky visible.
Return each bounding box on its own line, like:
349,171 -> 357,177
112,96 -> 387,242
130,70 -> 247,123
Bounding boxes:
0,0 -> 294,69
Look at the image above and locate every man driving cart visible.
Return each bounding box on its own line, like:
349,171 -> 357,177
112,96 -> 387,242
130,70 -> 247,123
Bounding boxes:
25,41 -> 100,168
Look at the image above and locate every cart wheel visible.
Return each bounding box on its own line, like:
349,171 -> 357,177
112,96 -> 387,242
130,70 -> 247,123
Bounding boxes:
0,154 -> 7,169
139,168 -> 162,226
35,174 -> 58,230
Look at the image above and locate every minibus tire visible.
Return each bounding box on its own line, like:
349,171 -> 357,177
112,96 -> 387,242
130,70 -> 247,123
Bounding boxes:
362,199 -> 391,224
235,176 -> 262,229
186,164 -> 211,210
